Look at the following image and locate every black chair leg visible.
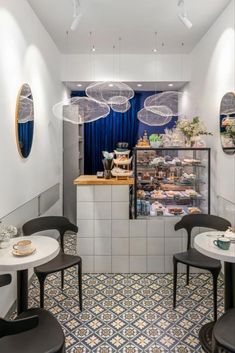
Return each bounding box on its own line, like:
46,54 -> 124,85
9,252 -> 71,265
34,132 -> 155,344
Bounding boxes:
211,270 -> 219,322
78,262 -> 82,312
36,273 -> 46,309
186,265 -> 190,286
173,257 -> 178,309
61,270 -> 64,290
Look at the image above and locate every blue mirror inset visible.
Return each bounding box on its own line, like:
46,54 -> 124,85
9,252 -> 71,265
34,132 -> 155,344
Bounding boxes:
16,84 -> 34,158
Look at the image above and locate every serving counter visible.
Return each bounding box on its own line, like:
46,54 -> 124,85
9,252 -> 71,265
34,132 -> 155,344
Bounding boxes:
74,175 -> 202,274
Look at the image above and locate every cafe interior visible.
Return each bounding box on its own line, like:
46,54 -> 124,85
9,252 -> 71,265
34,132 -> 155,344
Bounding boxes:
0,0 -> 235,352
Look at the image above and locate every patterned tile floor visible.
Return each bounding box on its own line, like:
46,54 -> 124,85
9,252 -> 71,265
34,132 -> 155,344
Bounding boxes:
19,235 -> 225,352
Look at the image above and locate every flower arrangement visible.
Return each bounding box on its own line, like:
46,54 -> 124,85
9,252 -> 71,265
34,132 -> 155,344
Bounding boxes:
176,117 -> 212,140
224,119 -> 235,142
0,222 -> 18,248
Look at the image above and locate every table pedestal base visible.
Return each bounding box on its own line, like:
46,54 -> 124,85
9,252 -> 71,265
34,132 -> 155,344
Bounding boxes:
17,269 -> 28,315
199,322 -> 215,353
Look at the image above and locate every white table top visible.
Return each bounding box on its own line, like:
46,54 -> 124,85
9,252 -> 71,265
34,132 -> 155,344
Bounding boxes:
0,236 -> 60,271
194,231 -> 235,263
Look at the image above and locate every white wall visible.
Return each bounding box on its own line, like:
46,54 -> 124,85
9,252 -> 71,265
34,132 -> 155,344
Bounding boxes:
61,53 -> 191,83
0,0 -> 65,316
180,0 -> 235,219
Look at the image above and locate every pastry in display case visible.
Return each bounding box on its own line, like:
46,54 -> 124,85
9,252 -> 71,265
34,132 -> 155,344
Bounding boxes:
134,148 -> 210,218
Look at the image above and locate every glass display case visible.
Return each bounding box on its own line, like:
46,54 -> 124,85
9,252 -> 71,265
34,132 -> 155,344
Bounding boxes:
134,148 -> 210,218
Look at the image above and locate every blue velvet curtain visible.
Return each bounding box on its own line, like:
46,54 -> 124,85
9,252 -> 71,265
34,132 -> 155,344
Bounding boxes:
71,91 -> 178,174
18,121 -> 34,158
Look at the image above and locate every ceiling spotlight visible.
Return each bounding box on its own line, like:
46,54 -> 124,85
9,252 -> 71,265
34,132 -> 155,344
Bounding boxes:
168,83 -> 174,87
137,84 -> 143,87
77,84 -> 83,87
91,45 -> 96,52
153,48 -> 157,53
178,0 -> 193,29
71,0 -> 82,31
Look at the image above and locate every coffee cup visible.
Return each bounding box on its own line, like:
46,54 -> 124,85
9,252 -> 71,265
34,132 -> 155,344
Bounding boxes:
13,240 -> 32,253
213,237 -> 231,250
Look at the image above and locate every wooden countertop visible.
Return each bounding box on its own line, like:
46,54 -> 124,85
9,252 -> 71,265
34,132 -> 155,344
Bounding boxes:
74,175 -> 134,185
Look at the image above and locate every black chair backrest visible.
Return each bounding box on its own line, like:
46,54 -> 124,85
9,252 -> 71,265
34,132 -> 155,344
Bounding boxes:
175,214 -> 231,250
0,274 -> 11,288
22,216 -> 78,252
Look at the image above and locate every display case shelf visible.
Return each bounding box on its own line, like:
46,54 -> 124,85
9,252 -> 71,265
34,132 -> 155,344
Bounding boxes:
134,147 -> 210,218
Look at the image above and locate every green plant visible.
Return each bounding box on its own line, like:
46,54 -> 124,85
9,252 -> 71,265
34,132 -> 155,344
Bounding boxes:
149,134 -> 162,142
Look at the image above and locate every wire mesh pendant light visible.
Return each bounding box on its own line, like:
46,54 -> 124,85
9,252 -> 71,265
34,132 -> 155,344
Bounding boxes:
86,81 -> 134,105
18,84 -> 34,123
52,97 -> 110,124
111,100 -> 131,113
145,91 -> 183,117
220,92 -> 235,115
137,107 -> 172,126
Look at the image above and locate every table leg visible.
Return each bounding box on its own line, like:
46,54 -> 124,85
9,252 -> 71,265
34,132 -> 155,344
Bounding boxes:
224,262 -> 235,310
199,262 -> 235,352
17,269 -> 28,315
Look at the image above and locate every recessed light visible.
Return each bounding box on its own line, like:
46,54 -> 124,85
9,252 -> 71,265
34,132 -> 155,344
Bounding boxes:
168,83 -> 174,87
153,48 -> 157,53
137,84 -> 143,87
108,84 -> 114,87
77,84 -> 83,87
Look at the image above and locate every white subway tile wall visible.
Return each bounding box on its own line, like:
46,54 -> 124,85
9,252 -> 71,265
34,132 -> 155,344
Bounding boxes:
76,185 -> 205,274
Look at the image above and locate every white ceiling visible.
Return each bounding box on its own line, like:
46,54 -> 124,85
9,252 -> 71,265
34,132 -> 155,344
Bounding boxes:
65,81 -> 187,92
28,0 -> 230,54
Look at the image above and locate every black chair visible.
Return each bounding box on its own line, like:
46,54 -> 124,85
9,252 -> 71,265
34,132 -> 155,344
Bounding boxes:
173,214 -> 231,321
23,216 -> 82,310
0,274 -> 65,353
212,308 -> 235,352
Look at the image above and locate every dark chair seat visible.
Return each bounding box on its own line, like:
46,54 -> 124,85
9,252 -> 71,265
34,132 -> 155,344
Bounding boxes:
35,252 -> 82,275
174,248 -> 221,271
0,308 -> 65,353
213,308 -> 235,352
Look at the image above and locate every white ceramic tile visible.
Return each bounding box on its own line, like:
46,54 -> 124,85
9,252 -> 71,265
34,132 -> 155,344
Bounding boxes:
82,256 -> 94,273
147,256 -> 165,273
130,256 -> 147,273
112,186 -> 129,202
147,238 -> 164,256
112,238 -> 129,256
112,256 -> 129,273
95,256 -> 111,273
94,202 -> 111,220
165,256 -> 185,273
130,220 -> 147,237
77,186 -> 94,202
78,238 -> 94,256
165,217 -> 183,237
77,202 -> 94,220
130,238 -> 146,255
95,238 -> 111,255
112,202 -> 129,220
165,237 -> 182,256
112,220 -> 130,237
94,186 -> 111,202
77,220 -> 94,238
147,220 -> 164,237
94,220 -> 111,237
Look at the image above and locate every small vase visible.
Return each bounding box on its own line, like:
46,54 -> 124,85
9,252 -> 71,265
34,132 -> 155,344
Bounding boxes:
185,137 -> 192,148
102,159 -> 114,179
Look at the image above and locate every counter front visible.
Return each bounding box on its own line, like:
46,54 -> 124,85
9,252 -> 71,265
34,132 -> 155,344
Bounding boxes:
74,175 -> 202,274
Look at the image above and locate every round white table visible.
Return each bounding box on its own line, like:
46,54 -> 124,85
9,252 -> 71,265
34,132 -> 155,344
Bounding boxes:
194,231 -> 235,353
0,236 -> 60,314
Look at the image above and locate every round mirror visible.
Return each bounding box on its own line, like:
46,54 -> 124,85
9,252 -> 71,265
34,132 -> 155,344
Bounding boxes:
15,84 -> 34,158
220,92 -> 235,155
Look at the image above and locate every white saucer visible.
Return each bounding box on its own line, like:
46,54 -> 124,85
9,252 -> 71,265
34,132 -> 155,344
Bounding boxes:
12,247 -> 36,257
